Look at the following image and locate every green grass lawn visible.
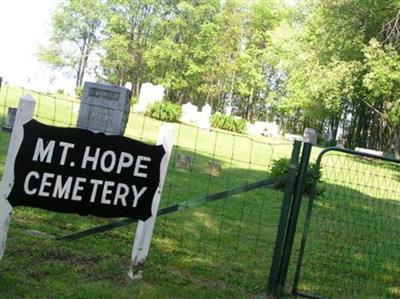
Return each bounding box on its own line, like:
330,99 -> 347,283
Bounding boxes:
1,85 -> 400,299
0,85 -> 293,299
290,153 -> 400,299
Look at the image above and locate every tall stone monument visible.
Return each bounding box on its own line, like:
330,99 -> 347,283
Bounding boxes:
77,82 -> 132,135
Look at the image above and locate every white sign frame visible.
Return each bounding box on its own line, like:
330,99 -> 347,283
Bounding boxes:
0,95 -> 174,277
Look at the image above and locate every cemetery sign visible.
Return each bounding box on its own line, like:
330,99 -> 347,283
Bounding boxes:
7,119 -> 165,221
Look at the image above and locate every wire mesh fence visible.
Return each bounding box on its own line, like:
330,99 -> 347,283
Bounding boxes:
0,84 -> 295,295
292,149 -> 400,299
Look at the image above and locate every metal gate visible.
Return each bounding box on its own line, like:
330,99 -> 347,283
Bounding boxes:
292,148 -> 400,299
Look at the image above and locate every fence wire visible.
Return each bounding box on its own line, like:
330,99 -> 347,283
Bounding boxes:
293,150 -> 400,299
0,84 -> 294,295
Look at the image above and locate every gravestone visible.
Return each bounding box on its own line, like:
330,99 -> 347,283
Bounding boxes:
175,154 -> 192,170
73,103 -> 80,115
76,82 -> 131,135
124,82 -> 132,91
284,133 -> 303,142
197,104 -> 212,130
180,102 -> 199,124
206,161 -> 221,176
262,122 -> 280,138
247,121 -> 280,137
224,105 -> 233,116
355,147 -> 384,157
2,107 -> 17,132
303,128 -> 317,145
134,82 -> 165,113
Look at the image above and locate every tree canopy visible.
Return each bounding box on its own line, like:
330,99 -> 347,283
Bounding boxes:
40,0 -> 400,155
39,0 -> 105,88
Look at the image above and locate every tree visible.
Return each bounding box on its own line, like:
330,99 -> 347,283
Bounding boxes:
145,0 -> 221,104
39,0 -> 105,88
100,0 -> 167,96
270,0 -> 400,153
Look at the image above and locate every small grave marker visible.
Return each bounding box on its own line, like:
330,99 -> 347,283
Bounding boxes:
206,161 -> 221,177
303,128 -> 317,145
2,107 -> 17,131
175,154 -> 192,170
355,147 -> 384,157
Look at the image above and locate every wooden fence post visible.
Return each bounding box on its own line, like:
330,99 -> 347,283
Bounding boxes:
129,124 -> 174,279
0,95 -> 35,260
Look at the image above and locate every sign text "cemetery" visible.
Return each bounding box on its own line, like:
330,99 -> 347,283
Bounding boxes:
7,120 -> 165,220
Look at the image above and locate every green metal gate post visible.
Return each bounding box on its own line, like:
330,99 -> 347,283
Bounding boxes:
268,140 -> 302,295
274,141 -> 313,297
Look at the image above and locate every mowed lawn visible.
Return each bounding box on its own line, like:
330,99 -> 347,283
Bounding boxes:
1,85 -> 400,299
0,85 -> 294,299
291,152 -> 400,298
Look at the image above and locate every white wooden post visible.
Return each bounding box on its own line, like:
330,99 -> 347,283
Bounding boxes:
129,124 -> 174,279
0,95 -> 35,260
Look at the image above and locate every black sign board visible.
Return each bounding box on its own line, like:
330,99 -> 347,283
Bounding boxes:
7,120 -> 165,221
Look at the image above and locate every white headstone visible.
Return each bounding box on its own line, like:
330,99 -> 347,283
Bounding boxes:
354,147 -> 383,157
125,82 -> 133,91
263,122 -> 280,138
73,103 -> 80,115
134,83 -> 165,113
197,104 -> 211,130
179,102 -> 200,124
247,121 -> 280,138
224,105 -> 232,116
284,133 -> 303,142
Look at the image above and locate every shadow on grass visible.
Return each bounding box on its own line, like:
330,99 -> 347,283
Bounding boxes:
292,177 -> 400,299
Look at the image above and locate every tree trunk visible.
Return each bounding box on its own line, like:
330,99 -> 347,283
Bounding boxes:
75,38 -> 87,88
393,125 -> 400,159
78,37 -> 92,87
246,86 -> 254,120
330,116 -> 339,141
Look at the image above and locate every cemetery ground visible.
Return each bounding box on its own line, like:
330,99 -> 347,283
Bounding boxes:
0,86 -> 400,298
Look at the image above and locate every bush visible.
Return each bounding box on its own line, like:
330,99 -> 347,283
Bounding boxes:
269,158 -> 322,196
210,113 -> 246,133
318,137 -> 336,147
145,101 -> 182,122
75,87 -> 83,98
130,96 -> 138,106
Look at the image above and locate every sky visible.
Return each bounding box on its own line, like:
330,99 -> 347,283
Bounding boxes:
0,0 -> 298,94
0,0 -> 76,93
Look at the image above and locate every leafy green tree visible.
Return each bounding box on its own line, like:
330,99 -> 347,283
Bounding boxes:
199,0 -> 245,109
100,0 -> 166,95
39,0 -> 105,87
271,0 -> 400,153
362,39 -> 400,155
145,0 -> 221,103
